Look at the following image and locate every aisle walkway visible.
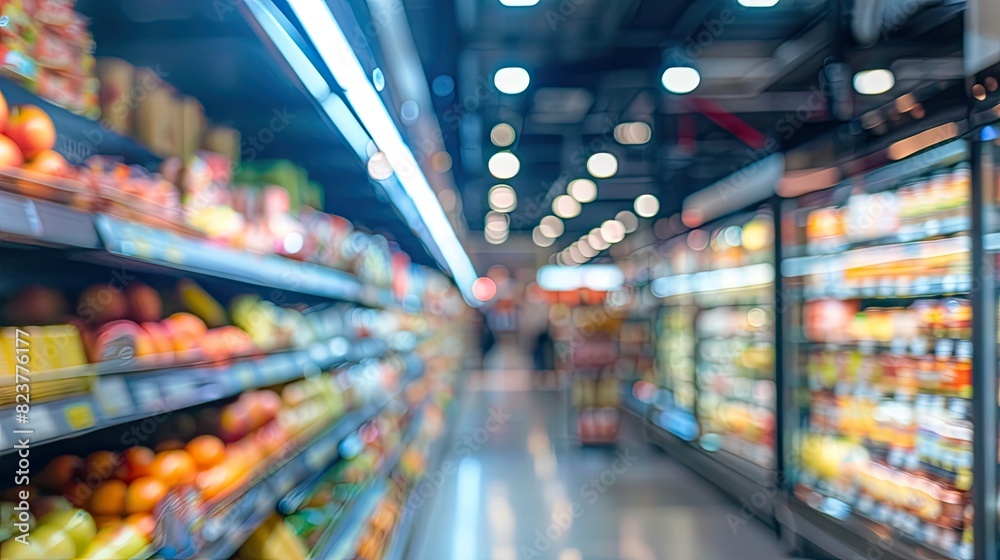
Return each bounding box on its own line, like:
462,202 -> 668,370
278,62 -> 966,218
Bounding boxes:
408,371 -> 792,560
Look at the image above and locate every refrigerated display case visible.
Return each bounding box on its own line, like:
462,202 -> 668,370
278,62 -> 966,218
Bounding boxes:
778,137 -> 976,560
647,207 -> 779,519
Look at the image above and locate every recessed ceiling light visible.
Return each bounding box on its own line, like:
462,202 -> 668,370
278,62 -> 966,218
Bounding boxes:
372,68 -> 385,91
616,210 -> 639,233
634,194 -> 660,218
494,67 -> 530,95
661,67 -> 701,94
430,151 -> 452,173
488,151 -> 520,179
614,122 -> 652,145
533,227 -> 555,247
568,244 -> 586,264
367,151 -> 393,180
491,123 -> 516,147
854,69 -> 895,95
499,0 -> 539,5
587,152 -> 618,178
552,195 -> 582,219
738,0 -> 779,6
489,184 -> 517,213
472,277 -> 497,301
600,220 -> 626,243
577,237 -> 598,258
568,178 -> 597,203
589,228 -> 610,250
539,215 -> 564,238
485,211 -> 509,232
400,99 -> 419,124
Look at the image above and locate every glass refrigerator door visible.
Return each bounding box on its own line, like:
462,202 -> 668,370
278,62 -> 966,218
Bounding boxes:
782,139 -> 973,559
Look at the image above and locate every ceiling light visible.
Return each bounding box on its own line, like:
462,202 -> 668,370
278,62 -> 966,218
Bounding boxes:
533,227 -> 556,247
588,228 -> 610,250
614,122 -> 652,145
281,0 -> 478,304
568,244 -> 585,264
738,0 -> 779,6
400,99 -> 419,124
853,69 -> 895,95
488,151 -> 520,179
494,67 -> 530,95
539,215 -> 564,238
485,230 -> 508,244
491,123 -> 516,147
616,210 -> 639,233
600,220 -> 626,243
488,184 -> 517,213
578,237 -> 598,258
568,178 -> 597,203
500,0 -> 539,5
472,277 -> 498,301
430,151 -> 452,173
553,194 -> 582,219
634,194 -> 660,218
661,67 -> 701,94
367,151 -> 393,180
587,152 -> 618,178
485,211 -> 510,232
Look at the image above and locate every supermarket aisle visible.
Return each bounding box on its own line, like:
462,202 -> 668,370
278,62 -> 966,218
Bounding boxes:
407,371 -> 791,560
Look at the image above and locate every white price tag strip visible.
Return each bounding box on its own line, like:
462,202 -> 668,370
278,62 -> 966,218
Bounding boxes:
95,375 -> 135,418
31,404 -> 60,441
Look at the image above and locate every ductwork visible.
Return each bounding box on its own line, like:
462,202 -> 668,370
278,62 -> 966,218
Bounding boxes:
851,0 -> 945,47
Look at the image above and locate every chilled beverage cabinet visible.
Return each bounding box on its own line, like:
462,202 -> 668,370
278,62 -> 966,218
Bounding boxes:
648,208 -> 779,519
776,138 -> 976,560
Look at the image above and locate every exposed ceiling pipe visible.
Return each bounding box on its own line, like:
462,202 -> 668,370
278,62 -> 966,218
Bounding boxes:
851,0 -> 945,47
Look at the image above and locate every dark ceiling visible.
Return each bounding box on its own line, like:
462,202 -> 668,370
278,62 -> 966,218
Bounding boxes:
404,0 -> 966,253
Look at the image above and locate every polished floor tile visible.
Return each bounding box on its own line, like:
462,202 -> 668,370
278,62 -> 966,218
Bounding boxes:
408,372 -> 793,560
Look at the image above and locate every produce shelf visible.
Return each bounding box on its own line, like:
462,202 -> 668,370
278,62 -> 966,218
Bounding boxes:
0,337 -> 391,455
0,190 -> 393,307
0,76 -> 162,168
158,361 -> 426,559
309,403 -> 427,560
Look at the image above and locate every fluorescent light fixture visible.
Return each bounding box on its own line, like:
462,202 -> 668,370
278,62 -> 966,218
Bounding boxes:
600,220 -> 626,243
494,67 -> 530,94
539,215 -> 564,238
488,151 -> 520,179
614,122 -> 652,145
533,227 -> 555,247
491,123 -> 516,147
587,152 -> 618,178
661,67 -> 701,94
553,195 -> 582,219
284,0 -> 479,304
616,210 -> 639,233
739,0 -> 779,6
500,0 -> 539,5
537,265 -> 625,292
634,194 -> 660,218
567,178 -> 597,203
488,184 -> 517,212
853,69 -> 895,95
651,263 -> 775,298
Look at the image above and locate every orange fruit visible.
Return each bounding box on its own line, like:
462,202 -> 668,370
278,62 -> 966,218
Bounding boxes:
6,105 -> 55,158
124,513 -> 156,539
195,461 -> 241,500
185,435 -> 226,470
119,447 -> 156,482
85,451 -> 121,481
23,149 -> 67,176
93,515 -> 122,531
149,450 -> 197,487
88,480 -> 127,516
125,477 -> 168,514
